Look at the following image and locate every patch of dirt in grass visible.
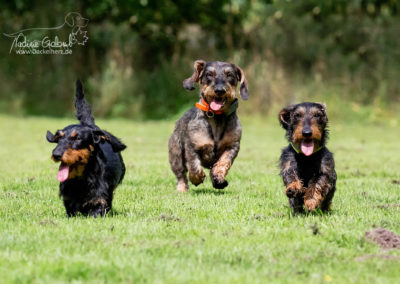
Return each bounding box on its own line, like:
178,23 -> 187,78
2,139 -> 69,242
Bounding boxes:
351,170 -> 366,177
253,214 -> 266,220
309,223 -> 320,235
191,188 -> 227,195
355,254 -> 400,262
274,212 -> 286,218
173,240 -> 196,248
392,179 -> 400,185
158,213 -> 181,222
374,204 -> 400,209
365,228 -> 400,249
3,192 -> 17,198
39,219 -> 57,226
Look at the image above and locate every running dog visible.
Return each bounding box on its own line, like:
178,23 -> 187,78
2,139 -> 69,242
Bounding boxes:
169,60 -> 249,192
46,80 -> 126,217
279,102 -> 337,213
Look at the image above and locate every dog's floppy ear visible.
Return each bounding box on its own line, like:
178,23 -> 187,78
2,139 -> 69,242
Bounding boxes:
65,12 -> 75,27
183,60 -> 206,91
46,131 -> 58,143
279,105 -> 296,130
92,130 -> 108,144
92,130 -> 126,152
235,66 -> 249,100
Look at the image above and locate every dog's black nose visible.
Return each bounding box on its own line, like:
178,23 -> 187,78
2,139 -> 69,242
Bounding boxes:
52,153 -> 62,160
214,86 -> 226,96
302,128 -> 312,137
52,149 -> 63,160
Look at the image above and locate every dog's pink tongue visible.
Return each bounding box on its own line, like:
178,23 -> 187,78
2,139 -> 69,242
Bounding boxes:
210,101 -> 223,111
301,141 -> 314,156
57,164 -> 69,182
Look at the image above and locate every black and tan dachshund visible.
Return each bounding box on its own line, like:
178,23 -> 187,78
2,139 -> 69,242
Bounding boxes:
279,102 -> 337,214
46,80 -> 126,217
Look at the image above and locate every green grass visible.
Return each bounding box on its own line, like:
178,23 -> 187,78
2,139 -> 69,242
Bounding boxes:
1,114 -> 400,283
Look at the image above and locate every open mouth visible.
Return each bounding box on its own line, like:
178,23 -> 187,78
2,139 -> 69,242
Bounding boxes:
300,139 -> 314,156
210,98 -> 225,112
58,163 -> 70,182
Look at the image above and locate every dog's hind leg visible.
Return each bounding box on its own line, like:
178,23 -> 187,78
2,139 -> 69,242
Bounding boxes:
169,134 -> 189,192
84,198 -> 109,217
320,186 -> 336,212
185,147 -> 206,187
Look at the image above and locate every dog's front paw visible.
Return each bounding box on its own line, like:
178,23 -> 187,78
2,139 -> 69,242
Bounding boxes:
285,187 -> 296,198
304,199 -> 318,212
189,171 -> 206,186
285,187 -> 303,198
285,181 -> 304,198
211,176 -> 228,189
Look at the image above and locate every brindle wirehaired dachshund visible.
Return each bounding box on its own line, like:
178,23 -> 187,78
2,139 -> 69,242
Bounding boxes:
46,80 -> 126,217
169,60 -> 249,192
279,102 -> 337,214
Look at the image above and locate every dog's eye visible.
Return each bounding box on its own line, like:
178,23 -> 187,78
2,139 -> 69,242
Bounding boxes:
205,72 -> 213,78
294,113 -> 302,119
226,72 -> 234,78
314,112 -> 321,118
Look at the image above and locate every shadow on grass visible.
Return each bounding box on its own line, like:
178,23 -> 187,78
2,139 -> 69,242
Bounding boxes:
107,209 -> 122,217
62,210 -> 122,218
286,207 -> 335,219
190,187 -> 230,195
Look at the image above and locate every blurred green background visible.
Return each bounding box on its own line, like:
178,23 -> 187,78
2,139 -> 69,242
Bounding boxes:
1,0 -> 399,121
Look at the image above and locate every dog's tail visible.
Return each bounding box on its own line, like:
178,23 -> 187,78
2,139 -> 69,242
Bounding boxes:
75,80 -> 95,126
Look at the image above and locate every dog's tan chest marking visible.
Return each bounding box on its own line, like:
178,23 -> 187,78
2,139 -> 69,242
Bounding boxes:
69,164 -> 86,179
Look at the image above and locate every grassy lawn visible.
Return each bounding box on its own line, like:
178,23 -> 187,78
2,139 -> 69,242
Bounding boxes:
0,114 -> 399,283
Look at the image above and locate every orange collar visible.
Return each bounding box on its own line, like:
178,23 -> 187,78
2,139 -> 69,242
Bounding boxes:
195,98 -> 224,115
